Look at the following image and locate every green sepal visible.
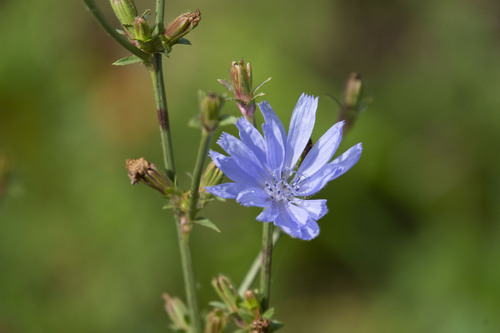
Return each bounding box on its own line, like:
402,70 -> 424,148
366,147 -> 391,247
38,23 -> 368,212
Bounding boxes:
113,55 -> 144,66
193,217 -> 221,233
270,320 -> 284,330
253,77 -> 272,93
262,307 -> 274,319
208,301 -> 229,310
162,203 -> 174,210
219,114 -> 237,127
175,37 -> 191,45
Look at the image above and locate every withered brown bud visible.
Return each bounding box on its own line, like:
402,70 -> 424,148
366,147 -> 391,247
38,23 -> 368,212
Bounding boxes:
126,158 -> 172,194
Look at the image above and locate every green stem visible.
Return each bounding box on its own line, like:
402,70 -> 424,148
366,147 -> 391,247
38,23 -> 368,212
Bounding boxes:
238,229 -> 281,296
174,212 -> 202,333
156,0 -> 166,31
187,130 -> 213,220
149,54 -> 176,181
260,222 -> 274,311
81,0 -> 150,63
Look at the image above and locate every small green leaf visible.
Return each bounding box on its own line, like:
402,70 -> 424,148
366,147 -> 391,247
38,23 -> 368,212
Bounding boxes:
208,301 -> 228,310
175,37 -> 191,45
270,319 -> 284,330
219,114 -> 237,127
113,55 -> 144,66
188,115 -> 201,129
194,217 -> 221,233
262,307 -> 275,319
162,203 -> 174,210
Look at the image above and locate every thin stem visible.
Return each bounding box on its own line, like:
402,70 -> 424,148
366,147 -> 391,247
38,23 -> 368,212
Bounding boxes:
187,130 -> 213,220
174,212 -> 202,333
260,222 -> 274,311
81,0 -> 150,63
149,54 -> 176,181
156,0 -> 166,31
238,229 -> 281,296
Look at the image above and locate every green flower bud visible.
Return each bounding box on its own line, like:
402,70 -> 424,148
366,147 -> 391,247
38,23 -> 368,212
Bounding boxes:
133,15 -> 151,42
343,72 -> 363,109
162,9 -> 201,48
218,60 -> 271,122
338,72 -> 365,133
199,91 -> 224,132
243,290 -> 260,312
205,309 -> 229,333
200,161 -> 224,190
212,275 -> 240,313
109,0 -> 138,26
162,294 -> 190,331
230,60 -> 252,100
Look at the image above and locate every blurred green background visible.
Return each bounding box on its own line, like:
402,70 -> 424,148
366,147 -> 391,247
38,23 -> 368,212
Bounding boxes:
1,0 -> 500,332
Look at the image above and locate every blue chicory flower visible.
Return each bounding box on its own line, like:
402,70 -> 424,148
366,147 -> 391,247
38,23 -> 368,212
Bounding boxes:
205,93 -> 362,240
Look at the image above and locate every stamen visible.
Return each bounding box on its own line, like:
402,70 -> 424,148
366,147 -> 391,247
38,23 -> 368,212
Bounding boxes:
264,168 -> 307,202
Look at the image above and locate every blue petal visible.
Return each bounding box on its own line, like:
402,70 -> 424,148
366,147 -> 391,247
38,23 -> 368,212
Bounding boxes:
298,121 -> 343,177
327,143 -> 363,182
285,93 -> 318,169
235,117 -> 267,163
205,183 -> 246,199
258,101 -> 286,145
274,203 -> 302,238
236,187 -> 271,207
262,119 -> 285,171
256,201 -> 280,222
295,199 -> 328,220
296,221 -> 320,240
217,133 -> 268,182
274,202 -> 320,240
297,143 -> 362,196
209,151 -> 260,187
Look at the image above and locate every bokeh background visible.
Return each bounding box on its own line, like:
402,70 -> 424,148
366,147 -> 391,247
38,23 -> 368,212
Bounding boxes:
1,0 -> 500,332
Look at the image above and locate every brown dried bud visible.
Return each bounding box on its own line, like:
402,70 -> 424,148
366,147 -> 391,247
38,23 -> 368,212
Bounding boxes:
250,317 -> 271,333
125,158 -> 172,194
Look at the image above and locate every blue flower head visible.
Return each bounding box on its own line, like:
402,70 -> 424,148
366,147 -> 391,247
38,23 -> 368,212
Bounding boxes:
205,93 -> 362,240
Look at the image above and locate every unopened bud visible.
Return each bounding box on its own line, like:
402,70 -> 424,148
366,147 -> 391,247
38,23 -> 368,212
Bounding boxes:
205,309 -> 229,333
162,9 -> 201,48
133,15 -> 151,42
109,0 -> 138,26
125,158 -> 172,194
338,72 -> 365,134
343,72 -> 363,109
218,60 -> 271,122
200,161 -> 224,189
243,290 -> 260,312
200,91 -> 224,132
212,275 -> 240,313
162,294 -> 190,331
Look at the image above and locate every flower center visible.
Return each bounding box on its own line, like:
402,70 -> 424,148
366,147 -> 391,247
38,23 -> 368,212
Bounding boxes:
264,168 -> 306,202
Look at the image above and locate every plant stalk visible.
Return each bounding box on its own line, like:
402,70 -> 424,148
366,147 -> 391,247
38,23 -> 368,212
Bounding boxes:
260,222 -> 274,311
174,211 -> 202,333
187,130 -> 213,220
238,229 -> 281,296
149,54 -> 176,181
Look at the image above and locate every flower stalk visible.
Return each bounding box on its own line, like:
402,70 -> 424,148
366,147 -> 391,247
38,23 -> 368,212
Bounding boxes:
149,54 -> 176,181
260,222 -> 274,311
